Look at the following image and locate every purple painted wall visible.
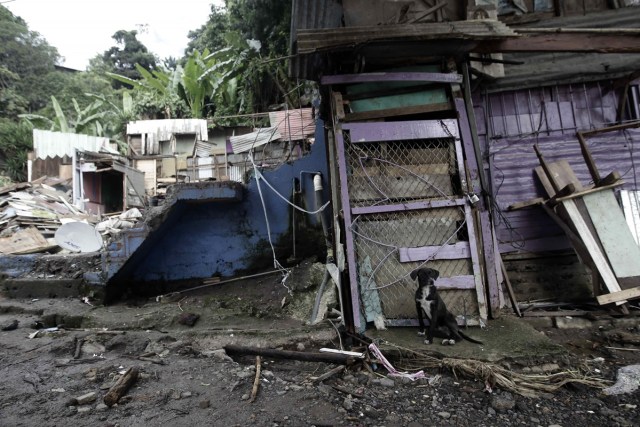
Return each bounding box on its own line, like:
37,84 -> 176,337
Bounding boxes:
475,81 -> 640,254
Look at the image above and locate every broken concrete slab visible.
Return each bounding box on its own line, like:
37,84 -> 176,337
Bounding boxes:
603,364 -> 640,395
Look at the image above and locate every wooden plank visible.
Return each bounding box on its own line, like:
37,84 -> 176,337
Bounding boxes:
477,33 -> 640,54
583,190 -> 640,283
398,242 -> 471,262
344,102 -> 452,122
0,227 -> 53,254
560,199 -> 622,296
596,286 -> 640,305
620,190 -> 640,245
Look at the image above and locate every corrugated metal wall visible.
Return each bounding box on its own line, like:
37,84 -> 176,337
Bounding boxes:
476,81 -> 640,253
33,130 -> 110,159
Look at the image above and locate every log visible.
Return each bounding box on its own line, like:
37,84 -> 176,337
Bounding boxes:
103,367 -> 139,407
223,345 -> 356,364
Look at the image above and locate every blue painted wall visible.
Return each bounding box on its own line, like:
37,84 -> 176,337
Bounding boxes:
122,120 -> 329,282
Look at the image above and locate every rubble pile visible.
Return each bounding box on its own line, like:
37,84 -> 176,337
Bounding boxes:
0,177 -> 141,255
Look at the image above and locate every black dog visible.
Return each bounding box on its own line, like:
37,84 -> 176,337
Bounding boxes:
411,267 -> 482,345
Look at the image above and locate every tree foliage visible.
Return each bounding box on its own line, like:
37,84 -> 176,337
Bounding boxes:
101,30 -> 158,88
0,5 -> 60,116
0,118 -> 32,181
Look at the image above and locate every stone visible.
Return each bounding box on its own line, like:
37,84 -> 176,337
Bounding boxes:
603,365 -> 640,395
296,342 -> 305,351
374,377 -> 395,388
181,391 -> 192,398
96,403 -> 108,411
177,312 -> 200,326
554,317 -> 592,329
74,392 -> 97,405
1,319 -> 19,331
77,406 -> 91,414
199,400 -> 210,409
343,397 -> 354,411
241,393 -> 250,401
491,395 -> 515,412
438,412 -> 451,419
201,349 -> 233,362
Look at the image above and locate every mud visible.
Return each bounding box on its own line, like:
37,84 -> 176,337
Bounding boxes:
1,266 -> 640,426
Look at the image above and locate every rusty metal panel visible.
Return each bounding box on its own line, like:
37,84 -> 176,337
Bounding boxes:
268,108 -> 315,141
229,127 -> 281,154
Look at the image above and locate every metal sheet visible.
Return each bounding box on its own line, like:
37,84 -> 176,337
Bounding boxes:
229,127 -> 282,154
33,130 -> 110,160
268,108 -> 315,141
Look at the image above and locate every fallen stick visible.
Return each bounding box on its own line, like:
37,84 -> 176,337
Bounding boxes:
73,338 -> 84,359
312,365 -> 345,383
224,345 -> 356,365
605,346 -> 640,352
103,367 -> 139,407
249,356 -> 261,403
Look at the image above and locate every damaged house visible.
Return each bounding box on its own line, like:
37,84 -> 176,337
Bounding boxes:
289,0 -> 640,333
3,0 -> 640,339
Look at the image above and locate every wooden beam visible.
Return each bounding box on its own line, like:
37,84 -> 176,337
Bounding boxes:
476,34 -> 640,54
597,286 -> 640,305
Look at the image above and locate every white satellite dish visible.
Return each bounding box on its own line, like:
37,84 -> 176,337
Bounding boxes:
54,222 -> 103,253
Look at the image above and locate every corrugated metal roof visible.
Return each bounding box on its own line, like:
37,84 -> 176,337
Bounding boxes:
268,108 -> 315,141
194,141 -> 214,157
126,119 -> 209,142
484,7 -> 640,92
289,0 -> 344,80
32,130 -> 111,159
229,127 -> 282,154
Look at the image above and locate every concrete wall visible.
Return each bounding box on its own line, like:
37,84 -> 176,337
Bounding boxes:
109,120 -> 330,287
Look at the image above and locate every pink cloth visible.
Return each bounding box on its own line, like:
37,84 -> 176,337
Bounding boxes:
368,343 -> 427,381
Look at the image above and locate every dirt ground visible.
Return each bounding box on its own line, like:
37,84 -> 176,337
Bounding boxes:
1,264 -> 640,427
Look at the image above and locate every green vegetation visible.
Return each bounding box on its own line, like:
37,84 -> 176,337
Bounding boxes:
0,0 -> 300,183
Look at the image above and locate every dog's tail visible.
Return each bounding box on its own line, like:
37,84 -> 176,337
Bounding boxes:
458,330 -> 483,344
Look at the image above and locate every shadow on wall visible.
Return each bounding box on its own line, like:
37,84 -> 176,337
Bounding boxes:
106,120 -> 330,301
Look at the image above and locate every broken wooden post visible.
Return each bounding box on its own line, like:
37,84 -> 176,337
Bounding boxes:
103,367 -> 139,407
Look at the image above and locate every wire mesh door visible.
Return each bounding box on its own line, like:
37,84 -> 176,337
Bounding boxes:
334,119 -> 487,331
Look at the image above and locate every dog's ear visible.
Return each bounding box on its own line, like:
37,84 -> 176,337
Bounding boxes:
410,269 -> 418,280
429,268 -> 440,280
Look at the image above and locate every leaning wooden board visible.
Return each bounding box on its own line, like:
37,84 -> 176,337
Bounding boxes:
534,161 -> 626,304
583,190 -> 640,289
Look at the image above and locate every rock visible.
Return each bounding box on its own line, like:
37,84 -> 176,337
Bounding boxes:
96,403 -> 108,411
554,317 -> 592,329
1,319 -> 19,331
241,393 -> 250,401
177,312 -> 200,327
373,377 -> 395,388
342,397 -> 354,410
488,407 -> 496,416
296,342 -> 305,351
603,365 -> 640,395
77,406 -> 91,414
491,395 -> 515,412
530,363 -> 560,373
201,349 -> 233,362
548,424 -> 563,427
438,412 -> 451,419
363,405 -> 381,419
199,400 -> 210,409
75,392 -> 97,405
181,391 -> 192,399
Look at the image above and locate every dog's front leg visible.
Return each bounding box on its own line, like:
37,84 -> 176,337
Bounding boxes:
425,316 -> 436,345
415,301 -> 426,336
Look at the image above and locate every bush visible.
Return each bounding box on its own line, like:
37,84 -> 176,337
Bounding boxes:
0,118 -> 32,182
